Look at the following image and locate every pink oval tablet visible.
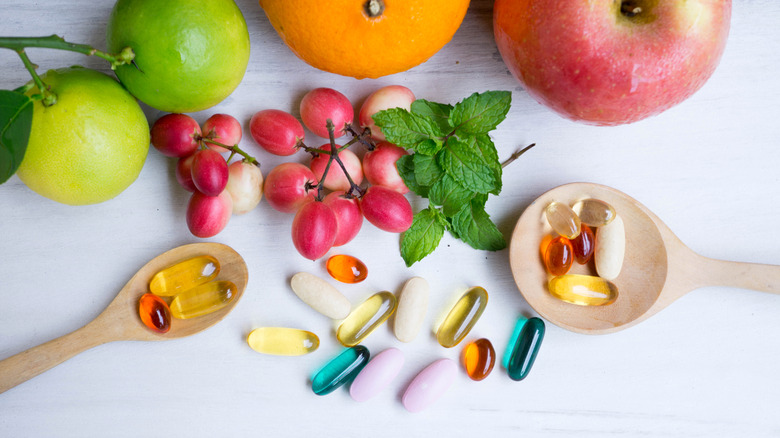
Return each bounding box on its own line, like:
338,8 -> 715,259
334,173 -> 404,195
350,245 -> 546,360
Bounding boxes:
402,358 -> 458,413
350,348 -> 405,402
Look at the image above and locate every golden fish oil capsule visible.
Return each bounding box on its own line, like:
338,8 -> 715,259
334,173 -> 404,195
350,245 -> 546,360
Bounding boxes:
247,327 -> 319,356
436,286 -> 488,348
337,291 -> 397,347
548,274 -> 618,306
544,201 -> 581,239
169,280 -> 236,319
149,255 -> 220,296
572,198 -> 616,227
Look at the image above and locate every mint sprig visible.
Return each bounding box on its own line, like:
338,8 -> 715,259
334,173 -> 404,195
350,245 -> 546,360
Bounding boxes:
373,90 -> 518,267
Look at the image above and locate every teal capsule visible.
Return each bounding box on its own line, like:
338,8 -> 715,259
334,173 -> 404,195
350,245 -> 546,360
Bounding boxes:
507,317 -> 545,381
502,316 -> 528,369
311,346 -> 370,396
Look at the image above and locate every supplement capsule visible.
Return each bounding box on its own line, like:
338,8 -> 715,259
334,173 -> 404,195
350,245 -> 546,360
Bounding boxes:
436,286 -> 488,348
463,338 -> 495,381
545,201 -> 581,239
548,274 -> 618,306
394,277 -> 429,343
350,348 -> 405,402
326,254 -> 368,284
149,255 -> 220,296
572,198 -> 616,227
169,280 -> 236,319
247,327 -> 319,356
138,293 -> 171,334
311,346 -> 370,395
595,215 -> 625,280
543,236 -> 573,276
502,316 -> 528,369
571,224 -> 595,265
290,272 -> 351,320
402,358 -> 458,413
507,317 -> 545,381
337,291 -> 397,347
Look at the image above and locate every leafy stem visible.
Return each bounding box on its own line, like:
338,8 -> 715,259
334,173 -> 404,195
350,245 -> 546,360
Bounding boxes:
501,143 -> 536,168
15,49 -> 55,106
0,35 -> 136,70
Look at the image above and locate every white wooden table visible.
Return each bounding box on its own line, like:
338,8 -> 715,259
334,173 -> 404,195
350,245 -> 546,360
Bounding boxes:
1,0 -> 779,436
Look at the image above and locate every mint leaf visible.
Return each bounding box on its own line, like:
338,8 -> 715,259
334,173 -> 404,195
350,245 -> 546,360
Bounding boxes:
437,137 -> 497,194
411,99 -> 453,134
400,207 -> 448,267
396,154 -> 429,197
372,108 -> 444,149
474,134 -> 503,195
450,197 -> 506,251
450,91 -> 511,136
414,138 -> 443,156
413,153 -> 444,187
429,174 -> 475,216
0,90 -> 33,184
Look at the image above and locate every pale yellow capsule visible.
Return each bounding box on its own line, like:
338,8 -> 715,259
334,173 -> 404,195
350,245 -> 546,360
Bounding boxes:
246,327 -> 320,356
436,286 -> 488,348
149,255 -> 220,296
544,201 -> 581,239
572,198 -> 616,227
337,291 -> 397,347
548,274 -> 618,306
169,280 -> 236,319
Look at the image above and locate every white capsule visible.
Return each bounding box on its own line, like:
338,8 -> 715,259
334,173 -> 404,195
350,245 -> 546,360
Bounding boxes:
394,277 -> 429,343
290,272 -> 351,320
595,215 -> 625,281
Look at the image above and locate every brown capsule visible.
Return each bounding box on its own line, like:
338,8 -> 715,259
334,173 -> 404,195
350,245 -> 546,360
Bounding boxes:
544,236 -> 573,276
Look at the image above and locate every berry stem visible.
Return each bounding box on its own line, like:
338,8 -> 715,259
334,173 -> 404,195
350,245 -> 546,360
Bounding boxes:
0,35 -> 136,70
344,123 -> 376,150
200,138 -> 259,166
312,119 -> 364,200
501,143 -> 536,168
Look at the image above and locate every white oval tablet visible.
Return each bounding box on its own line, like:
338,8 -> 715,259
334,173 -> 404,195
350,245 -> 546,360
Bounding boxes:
595,215 -> 625,281
394,276 -> 429,342
290,272 -> 351,319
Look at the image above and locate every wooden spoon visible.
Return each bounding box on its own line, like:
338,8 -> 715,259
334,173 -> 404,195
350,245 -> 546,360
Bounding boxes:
509,182 -> 780,335
0,242 -> 248,394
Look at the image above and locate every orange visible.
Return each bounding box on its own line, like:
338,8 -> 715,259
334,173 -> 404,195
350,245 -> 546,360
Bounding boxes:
258,0 -> 470,79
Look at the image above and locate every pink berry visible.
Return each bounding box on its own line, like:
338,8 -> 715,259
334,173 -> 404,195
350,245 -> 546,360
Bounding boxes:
291,201 -> 338,260
150,113 -> 201,158
175,154 -> 197,192
362,141 -> 410,194
250,109 -> 305,156
202,113 -> 242,153
359,85 -> 415,141
300,88 -> 353,138
191,149 -> 229,197
225,161 -> 264,215
186,190 -> 233,238
263,162 -> 317,213
360,186 -> 413,233
309,144 -> 363,192
323,191 -> 363,246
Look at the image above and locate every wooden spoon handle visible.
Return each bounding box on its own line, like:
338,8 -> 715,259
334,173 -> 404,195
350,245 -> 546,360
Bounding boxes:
0,322 -> 112,394
697,257 -> 780,294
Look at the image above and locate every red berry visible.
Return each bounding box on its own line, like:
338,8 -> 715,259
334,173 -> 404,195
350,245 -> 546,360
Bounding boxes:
291,201 -> 338,260
300,88 -> 353,138
360,186 -> 413,233
250,109 -> 305,156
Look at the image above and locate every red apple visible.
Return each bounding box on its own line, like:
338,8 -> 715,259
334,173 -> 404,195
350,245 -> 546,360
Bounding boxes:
493,0 -> 732,125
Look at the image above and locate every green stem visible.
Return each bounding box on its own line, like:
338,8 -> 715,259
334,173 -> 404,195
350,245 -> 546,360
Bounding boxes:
16,49 -> 56,106
501,143 -> 536,168
0,35 -> 135,69
200,138 -> 259,165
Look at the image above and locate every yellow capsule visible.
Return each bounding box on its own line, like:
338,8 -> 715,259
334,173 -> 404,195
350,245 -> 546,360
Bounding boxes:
169,280 -> 236,319
544,201 -> 581,239
572,198 -> 616,227
436,286 -> 488,348
246,327 -> 320,356
149,255 -> 220,297
548,274 -> 618,306
337,291 -> 397,347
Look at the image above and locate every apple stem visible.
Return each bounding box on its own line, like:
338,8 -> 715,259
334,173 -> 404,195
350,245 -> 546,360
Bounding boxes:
501,143 -> 537,169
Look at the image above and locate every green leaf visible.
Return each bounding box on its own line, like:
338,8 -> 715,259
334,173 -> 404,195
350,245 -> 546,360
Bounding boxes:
0,90 -> 34,184
411,99 -> 453,134
372,108 -> 444,149
414,138 -> 443,156
474,134 -> 503,195
437,137 -> 497,194
450,197 -> 506,251
400,207 -> 448,267
450,91 -> 511,136
429,174 -> 476,217
395,154 -> 429,198
412,153 -> 444,187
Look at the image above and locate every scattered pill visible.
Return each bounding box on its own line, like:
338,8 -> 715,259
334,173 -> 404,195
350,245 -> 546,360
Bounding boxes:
402,358 -> 458,413
506,317 -> 545,381
311,346 -> 370,396
572,198 -> 616,227
138,293 -> 171,334
326,254 -> 368,283
595,215 -> 625,280
169,280 -> 236,319
337,291 -> 397,347
290,272 -> 351,320
502,316 -> 528,369
394,277 -> 429,343
349,348 -> 404,402
436,286 -> 488,348
570,224 -> 595,265
548,274 -> 618,306
543,236 -> 573,276
462,338 -> 495,381
149,255 -> 219,296
247,327 -> 320,356
545,201 -> 581,239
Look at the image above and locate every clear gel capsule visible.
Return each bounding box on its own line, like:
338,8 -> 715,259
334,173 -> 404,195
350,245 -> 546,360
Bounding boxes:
463,338 -> 495,381
311,346 -> 370,395
507,317 -> 545,381
502,316 -> 528,369
337,291 -> 397,347
169,280 -> 236,319
572,198 -> 616,227
545,201 -> 581,239
247,327 -> 319,356
149,255 -> 220,296
548,274 -> 618,306
436,286 -> 488,348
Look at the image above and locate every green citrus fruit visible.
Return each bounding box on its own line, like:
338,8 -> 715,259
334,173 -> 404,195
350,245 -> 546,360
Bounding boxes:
106,0 -> 251,113
16,67 -> 150,205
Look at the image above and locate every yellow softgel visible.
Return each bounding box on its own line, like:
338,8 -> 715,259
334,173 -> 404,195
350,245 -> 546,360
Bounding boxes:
169,280 -> 235,319
337,291 -> 397,347
247,327 -> 320,356
149,255 -> 220,297
436,286 -> 488,348
548,275 -> 618,306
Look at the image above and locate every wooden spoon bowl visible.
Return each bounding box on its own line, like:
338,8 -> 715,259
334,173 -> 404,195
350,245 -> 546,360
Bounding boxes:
0,242 -> 248,394
509,183 -> 779,335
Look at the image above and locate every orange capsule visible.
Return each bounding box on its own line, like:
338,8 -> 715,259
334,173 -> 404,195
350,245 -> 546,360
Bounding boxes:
463,338 -> 496,381
326,254 -> 368,284
544,236 -> 573,276
571,224 -> 595,265
138,293 -> 171,334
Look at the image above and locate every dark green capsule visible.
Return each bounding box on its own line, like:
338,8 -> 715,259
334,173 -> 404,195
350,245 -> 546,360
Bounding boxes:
507,317 -> 545,381
311,345 -> 370,395
502,316 -> 528,369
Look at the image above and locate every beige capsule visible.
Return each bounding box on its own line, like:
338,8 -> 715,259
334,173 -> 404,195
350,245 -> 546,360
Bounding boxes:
394,277 -> 430,343
290,272 -> 351,320
595,215 -> 625,281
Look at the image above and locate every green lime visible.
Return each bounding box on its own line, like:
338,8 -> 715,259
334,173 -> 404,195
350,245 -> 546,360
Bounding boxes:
106,0 -> 251,113
17,67 -> 150,205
